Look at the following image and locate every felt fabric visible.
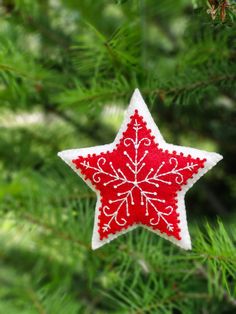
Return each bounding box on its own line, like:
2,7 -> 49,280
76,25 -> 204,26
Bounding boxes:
58,89 -> 222,250
72,111 -> 205,241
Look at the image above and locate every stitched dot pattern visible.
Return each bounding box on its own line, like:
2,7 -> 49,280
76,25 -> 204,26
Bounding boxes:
72,110 -> 206,241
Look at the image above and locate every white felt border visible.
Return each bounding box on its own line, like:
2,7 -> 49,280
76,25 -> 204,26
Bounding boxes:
58,89 -> 223,250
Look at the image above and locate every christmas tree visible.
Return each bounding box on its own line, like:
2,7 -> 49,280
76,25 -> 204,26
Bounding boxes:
0,1 -> 235,313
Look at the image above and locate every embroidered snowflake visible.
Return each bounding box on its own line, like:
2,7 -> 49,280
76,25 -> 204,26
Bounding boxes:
73,111 -> 205,241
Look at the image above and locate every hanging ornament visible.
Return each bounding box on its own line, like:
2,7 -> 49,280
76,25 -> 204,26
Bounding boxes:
58,89 -> 222,250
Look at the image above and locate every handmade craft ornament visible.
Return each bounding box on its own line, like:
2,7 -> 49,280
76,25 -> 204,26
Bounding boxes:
58,89 -> 222,250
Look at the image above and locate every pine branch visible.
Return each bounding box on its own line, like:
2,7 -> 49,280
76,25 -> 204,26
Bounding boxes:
45,105 -> 115,143
134,291 -> 211,314
194,264 -> 236,307
157,74 -> 236,97
23,213 -> 90,250
57,74 -> 236,108
21,211 -> 236,287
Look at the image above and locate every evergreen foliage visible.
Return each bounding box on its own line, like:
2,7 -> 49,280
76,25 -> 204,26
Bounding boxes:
0,0 -> 235,313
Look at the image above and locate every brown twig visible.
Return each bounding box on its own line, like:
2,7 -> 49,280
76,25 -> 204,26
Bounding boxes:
27,287 -> 46,314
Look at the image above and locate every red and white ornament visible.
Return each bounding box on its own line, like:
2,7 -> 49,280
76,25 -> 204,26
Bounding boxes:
58,89 -> 222,250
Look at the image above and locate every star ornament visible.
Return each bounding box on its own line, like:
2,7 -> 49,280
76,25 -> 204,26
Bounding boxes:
58,89 -> 222,250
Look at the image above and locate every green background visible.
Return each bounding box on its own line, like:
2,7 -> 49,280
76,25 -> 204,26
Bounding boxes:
0,0 -> 235,313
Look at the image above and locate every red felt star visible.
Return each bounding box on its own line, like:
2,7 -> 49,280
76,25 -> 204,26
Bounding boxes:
58,89 -> 222,250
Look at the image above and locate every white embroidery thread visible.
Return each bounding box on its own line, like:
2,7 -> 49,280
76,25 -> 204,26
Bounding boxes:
81,120 -> 198,232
